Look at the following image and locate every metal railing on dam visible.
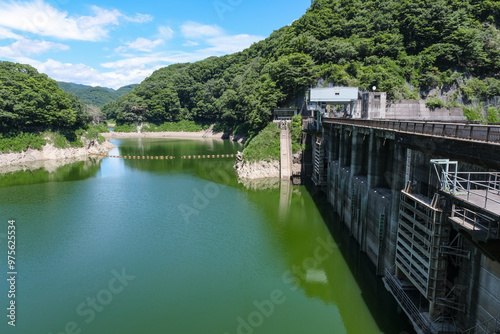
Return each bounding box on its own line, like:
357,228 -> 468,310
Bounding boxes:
322,118 -> 500,144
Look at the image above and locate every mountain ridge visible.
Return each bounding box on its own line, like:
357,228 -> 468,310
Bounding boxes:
58,82 -> 138,107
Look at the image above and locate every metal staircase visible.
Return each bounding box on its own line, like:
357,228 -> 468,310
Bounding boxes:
312,138 -> 327,185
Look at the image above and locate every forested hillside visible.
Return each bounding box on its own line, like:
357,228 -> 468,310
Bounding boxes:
104,0 -> 500,134
0,61 -> 106,152
58,82 -> 138,106
0,62 -> 89,132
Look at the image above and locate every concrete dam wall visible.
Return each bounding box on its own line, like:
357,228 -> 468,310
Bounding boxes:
309,119 -> 500,334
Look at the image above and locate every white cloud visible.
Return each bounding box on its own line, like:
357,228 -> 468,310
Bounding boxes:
0,0 -> 151,41
205,34 -> 262,53
0,27 -> 23,40
183,40 -> 199,47
0,39 -> 68,57
36,59 -> 153,89
114,26 -> 174,53
178,21 -> 263,54
158,25 -> 174,39
125,13 -> 153,23
180,21 -> 223,39
126,37 -> 163,52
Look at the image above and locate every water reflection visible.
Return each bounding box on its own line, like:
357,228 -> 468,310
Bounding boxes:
0,156 -> 104,188
279,180 -> 293,222
237,177 -> 280,190
241,179 -> 413,334
307,182 -> 415,334
114,138 -> 241,187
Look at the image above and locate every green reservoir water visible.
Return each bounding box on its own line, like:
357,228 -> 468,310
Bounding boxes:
0,138 -> 412,334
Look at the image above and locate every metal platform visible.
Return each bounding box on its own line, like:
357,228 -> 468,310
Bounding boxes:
430,160 -> 500,241
453,190 -> 500,212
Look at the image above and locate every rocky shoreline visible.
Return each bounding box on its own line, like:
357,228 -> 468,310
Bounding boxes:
0,140 -> 115,168
103,131 -> 247,144
234,152 -> 281,179
233,151 -> 302,179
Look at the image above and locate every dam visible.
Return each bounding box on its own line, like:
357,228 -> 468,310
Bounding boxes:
303,107 -> 500,333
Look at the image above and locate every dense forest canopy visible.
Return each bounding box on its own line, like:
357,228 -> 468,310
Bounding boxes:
0,62 -> 89,132
0,62 -> 110,153
58,82 -> 138,107
103,0 -> 500,133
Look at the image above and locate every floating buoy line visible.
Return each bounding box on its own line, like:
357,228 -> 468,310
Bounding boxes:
90,153 -> 235,160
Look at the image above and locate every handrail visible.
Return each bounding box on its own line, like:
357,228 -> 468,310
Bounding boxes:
449,172 -> 500,209
322,118 -> 500,144
452,207 -> 500,239
384,269 -> 431,333
461,317 -> 500,334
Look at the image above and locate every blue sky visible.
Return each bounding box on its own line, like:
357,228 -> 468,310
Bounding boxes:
0,0 -> 311,89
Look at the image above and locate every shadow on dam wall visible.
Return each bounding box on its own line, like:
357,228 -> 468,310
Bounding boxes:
304,179 -> 416,334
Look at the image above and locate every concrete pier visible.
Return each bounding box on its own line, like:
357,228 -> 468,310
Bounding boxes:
280,121 -> 292,180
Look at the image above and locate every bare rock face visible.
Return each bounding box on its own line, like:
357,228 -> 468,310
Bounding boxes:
0,140 -> 115,167
233,150 -> 303,180
234,152 -> 280,179
292,151 -> 302,176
